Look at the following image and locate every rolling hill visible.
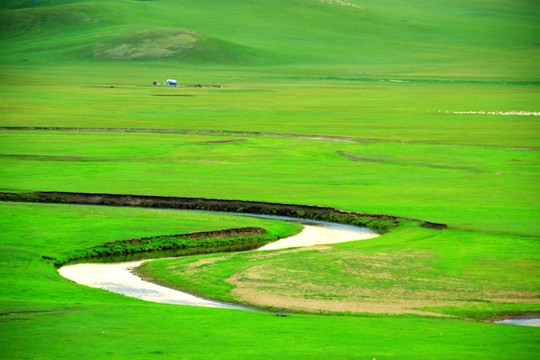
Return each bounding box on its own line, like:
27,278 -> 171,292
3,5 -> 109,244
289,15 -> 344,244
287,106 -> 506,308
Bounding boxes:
0,0 -> 537,77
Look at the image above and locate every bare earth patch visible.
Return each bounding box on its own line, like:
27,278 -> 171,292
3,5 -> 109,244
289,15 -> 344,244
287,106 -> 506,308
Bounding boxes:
179,255 -> 235,275
228,274 -> 451,316
205,139 -> 247,144
222,248 -> 539,315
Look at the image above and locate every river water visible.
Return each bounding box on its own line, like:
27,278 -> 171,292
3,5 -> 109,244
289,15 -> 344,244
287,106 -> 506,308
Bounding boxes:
59,213 -> 379,309
494,319 -> 540,327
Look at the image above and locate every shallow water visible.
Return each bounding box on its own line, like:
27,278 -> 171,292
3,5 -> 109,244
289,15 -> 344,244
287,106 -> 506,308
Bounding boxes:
494,318 -> 540,327
258,221 -> 375,250
58,213 -> 379,309
59,259 -> 249,310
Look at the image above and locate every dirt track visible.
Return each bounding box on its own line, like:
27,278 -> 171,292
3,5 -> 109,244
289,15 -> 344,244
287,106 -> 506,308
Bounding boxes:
1,126 -> 528,150
0,126 -> 380,143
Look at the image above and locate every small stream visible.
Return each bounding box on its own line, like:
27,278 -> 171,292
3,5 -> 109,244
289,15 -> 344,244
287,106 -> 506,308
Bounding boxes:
59,259 -> 251,310
494,319 -> 540,327
59,212 -> 378,310
58,211 -> 539,326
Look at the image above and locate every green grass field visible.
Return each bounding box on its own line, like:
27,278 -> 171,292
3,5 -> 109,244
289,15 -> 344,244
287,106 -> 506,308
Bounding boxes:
1,0 -> 539,358
1,202 -> 538,360
1,129 -> 538,235
137,223 -> 539,318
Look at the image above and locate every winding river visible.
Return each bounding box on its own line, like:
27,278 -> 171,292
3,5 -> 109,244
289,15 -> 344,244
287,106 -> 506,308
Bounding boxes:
58,211 -> 540,326
59,213 -> 379,310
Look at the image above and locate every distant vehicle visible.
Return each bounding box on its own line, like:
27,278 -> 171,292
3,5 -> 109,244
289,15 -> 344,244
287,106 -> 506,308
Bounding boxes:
166,79 -> 177,85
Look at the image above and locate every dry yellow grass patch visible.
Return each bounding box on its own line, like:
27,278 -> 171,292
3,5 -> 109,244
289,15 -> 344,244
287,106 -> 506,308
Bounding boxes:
221,247 -> 539,315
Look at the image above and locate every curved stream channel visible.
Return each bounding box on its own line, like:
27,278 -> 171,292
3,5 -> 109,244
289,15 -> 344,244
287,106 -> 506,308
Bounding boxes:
58,211 -> 539,326
59,212 -> 379,311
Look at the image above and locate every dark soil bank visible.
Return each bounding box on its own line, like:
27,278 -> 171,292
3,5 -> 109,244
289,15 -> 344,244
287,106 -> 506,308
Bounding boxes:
107,227 -> 267,246
0,191 -> 447,231
46,226 -> 270,266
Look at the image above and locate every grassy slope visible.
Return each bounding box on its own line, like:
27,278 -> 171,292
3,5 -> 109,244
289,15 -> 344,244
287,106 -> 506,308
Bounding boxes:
0,0 -> 539,358
1,203 -> 537,360
0,0 -> 538,76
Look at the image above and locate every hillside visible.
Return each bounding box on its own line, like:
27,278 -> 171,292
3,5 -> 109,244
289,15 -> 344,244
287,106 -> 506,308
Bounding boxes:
0,0 -> 538,77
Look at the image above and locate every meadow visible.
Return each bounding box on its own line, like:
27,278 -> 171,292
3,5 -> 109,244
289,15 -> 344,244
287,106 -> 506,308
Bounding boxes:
137,223 -> 539,318
1,0 -> 539,358
1,202 -> 538,359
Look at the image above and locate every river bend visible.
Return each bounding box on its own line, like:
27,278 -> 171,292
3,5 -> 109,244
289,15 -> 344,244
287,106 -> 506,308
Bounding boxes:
59,213 -> 379,309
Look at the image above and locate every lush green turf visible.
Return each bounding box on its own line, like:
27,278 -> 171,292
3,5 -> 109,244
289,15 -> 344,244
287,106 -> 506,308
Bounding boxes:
1,0 -> 539,358
0,201 -> 302,264
1,202 -> 538,359
0,201 -> 298,250
4,302 -> 539,360
1,64 -> 538,147
0,130 -> 537,236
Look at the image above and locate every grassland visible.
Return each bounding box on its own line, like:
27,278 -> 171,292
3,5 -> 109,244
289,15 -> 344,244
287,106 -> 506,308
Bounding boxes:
137,223 -> 539,318
1,0 -> 539,358
0,128 -> 537,236
1,64 -> 538,147
0,201 -> 301,302
1,202 -> 538,360
1,0 -> 538,76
